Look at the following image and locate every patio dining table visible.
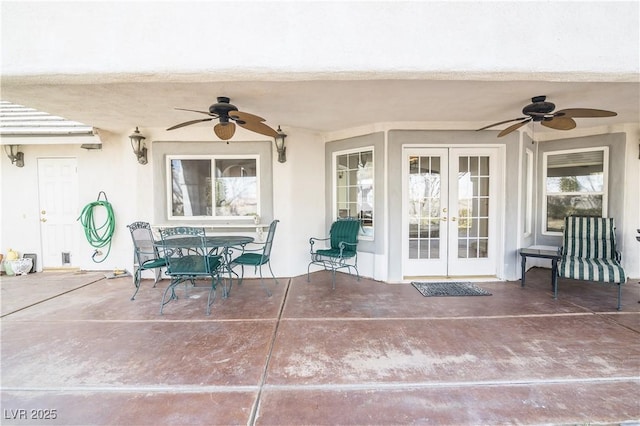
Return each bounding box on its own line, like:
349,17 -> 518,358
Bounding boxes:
156,235 -> 254,298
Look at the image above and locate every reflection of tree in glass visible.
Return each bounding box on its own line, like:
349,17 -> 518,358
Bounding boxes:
205,177 -> 212,216
408,171 -> 441,221
548,176 -> 600,229
172,162 -> 184,215
214,160 -> 257,217
216,177 -> 256,216
559,176 -> 579,192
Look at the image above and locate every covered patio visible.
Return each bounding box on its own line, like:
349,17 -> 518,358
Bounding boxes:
2,269 -> 638,425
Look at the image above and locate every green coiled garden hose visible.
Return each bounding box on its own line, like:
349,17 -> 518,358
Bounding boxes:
77,191 -> 116,263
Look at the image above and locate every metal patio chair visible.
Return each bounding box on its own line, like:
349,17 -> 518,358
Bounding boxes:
127,221 -> 167,300
308,217 -> 360,289
159,226 -> 224,315
229,220 -> 280,297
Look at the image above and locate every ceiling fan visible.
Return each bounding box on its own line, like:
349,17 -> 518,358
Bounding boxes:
477,95 -> 617,137
166,97 -> 279,140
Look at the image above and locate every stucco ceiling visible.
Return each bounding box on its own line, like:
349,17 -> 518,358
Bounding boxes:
1,77 -> 638,138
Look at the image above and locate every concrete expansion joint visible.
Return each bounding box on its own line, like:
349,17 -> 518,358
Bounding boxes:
1,385 -> 261,393
280,312 -> 610,322
5,377 -> 637,395
261,376 -> 640,392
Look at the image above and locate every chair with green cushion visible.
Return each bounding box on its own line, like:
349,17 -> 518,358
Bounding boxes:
159,226 -> 224,315
229,220 -> 279,297
557,216 -> 627,310
308,218 -> 360,289
127,221 -> 167,300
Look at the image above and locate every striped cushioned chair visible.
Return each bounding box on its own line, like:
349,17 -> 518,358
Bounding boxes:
308,218 -> 361,289
557,216 -> 626,310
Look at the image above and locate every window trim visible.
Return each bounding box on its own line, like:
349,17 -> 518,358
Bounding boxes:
524,147 -> 534,238
541,146 -> 608,235
165,154 -> 261,221
332,146 -> 375,241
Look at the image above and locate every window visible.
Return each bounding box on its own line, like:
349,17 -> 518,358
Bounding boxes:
334,148 -> 374,238
167,155 -> 259,220
543,147 -> 608,234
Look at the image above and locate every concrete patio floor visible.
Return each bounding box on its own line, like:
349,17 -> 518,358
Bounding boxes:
1,267 -> 639,425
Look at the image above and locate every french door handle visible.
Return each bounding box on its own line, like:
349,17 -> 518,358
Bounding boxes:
451,217 -> 457,222
441,216 -> 447,221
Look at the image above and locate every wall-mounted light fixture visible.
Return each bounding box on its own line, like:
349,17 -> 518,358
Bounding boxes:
4,145 -> 24,167
129,127 -> 147,165
274,126 -> 287,163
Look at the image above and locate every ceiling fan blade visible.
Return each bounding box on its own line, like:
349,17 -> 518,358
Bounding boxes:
497,119 -> 531,137
554,108 -> 617,118
214,122 -> 236,140
174,107 -> 217,116
541,116 -> 576,131
477,117 -> 528,131
229,110 -> 266,123
167,117 -> 213,131
229,110 -> 278,137
236,120 -> 279,138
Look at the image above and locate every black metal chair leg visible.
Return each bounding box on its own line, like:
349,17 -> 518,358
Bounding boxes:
258,266 -> 272,297
268,263 -> 279,286
207,275 -> 218,316
131,269 -> 141,301
617,284 -> 622,311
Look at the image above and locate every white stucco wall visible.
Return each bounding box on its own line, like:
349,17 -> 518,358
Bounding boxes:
0,124 -> 325,278
2,1 -> 638,79
2,122 -> 638,279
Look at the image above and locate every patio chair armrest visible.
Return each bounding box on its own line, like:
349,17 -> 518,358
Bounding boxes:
615,250 -> 622,262
237,242 -> 266,254
309,237 -> 329,253
338,241 -> 357,256
136,248 -> 158,256
338,241 -> 357,249
225,242 -> 250,258
309,237 -> 329,244
161,247 -> 177,258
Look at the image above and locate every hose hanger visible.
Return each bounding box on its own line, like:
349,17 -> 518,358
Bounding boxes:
78,191 -> 116,263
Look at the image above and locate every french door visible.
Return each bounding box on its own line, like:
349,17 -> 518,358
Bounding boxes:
402,147 -> 500,278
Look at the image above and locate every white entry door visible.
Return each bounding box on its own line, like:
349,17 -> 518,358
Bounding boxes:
38,158 -> 79,268
403,147 -> 500,278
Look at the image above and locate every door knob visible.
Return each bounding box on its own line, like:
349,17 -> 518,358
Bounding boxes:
441,216 -> 447,221
41,218 -> 47,222
41,210 -> 46,214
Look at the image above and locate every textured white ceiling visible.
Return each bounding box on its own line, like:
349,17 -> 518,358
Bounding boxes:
1,78 -> 638,137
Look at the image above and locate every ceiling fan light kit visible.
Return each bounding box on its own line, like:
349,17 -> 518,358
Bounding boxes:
477,95 -> 617,137
213,121 -> 236,141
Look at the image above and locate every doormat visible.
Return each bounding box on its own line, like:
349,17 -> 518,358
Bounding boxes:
411,281 -> 492,297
